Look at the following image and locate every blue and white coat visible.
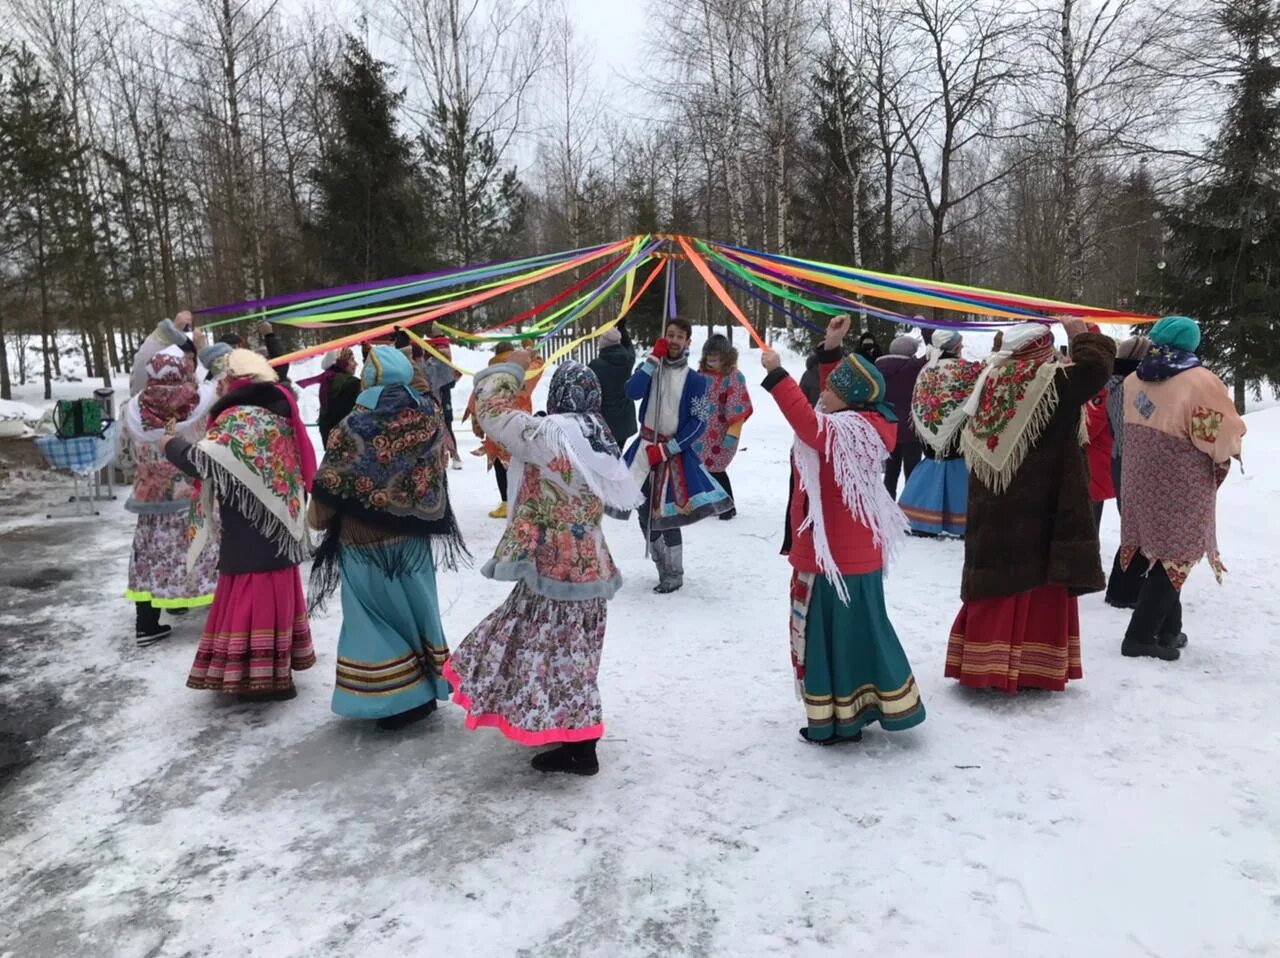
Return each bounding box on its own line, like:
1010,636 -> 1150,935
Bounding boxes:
623,357 -> 731,529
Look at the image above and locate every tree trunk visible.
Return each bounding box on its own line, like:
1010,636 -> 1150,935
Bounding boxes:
1060,0 -> 1084,299
0,312 -> 10,401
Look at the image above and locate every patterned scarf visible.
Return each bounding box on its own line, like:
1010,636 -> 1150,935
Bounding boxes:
791,408 -> 909,605
522,361 -> 642,516
309,383 -> 468,607
960,327 -> 1071,494
1136,345 -> 1202,383
186,394 -> 310,572
910,357 -> 984,456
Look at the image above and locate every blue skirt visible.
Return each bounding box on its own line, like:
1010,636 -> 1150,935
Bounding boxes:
332,542 -> 452,720
899,456 -> 967,537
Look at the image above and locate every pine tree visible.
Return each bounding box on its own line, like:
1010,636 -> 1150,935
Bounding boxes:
794,51 -> 889,344
1161,0 -> 1280,412
1,46 -> 82,399
309,35 -> 434,284
420,99 -> 524,271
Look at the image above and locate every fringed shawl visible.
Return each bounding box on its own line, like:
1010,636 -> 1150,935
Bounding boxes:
910,357 -> 983,456
791,410 -> 909,604
308,384 -> 468,609
187,401 -> 310,572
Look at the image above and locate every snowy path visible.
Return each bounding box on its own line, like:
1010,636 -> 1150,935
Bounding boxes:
2,359 -> 1279,957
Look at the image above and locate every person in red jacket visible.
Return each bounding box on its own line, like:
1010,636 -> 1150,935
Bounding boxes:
760,315 -> 926,746
1086,388 -> 1115,529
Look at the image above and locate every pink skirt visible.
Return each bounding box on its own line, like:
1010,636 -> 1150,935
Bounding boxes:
187,568 -> 316,693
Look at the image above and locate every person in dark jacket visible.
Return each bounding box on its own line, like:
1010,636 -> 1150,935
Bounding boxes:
1103,336 -> 1151,608
945,321 -> 1115,694
875,335 -> 927,498
588,320 -> 638,446
258,322 -> 292,383
855,330 -> 883,363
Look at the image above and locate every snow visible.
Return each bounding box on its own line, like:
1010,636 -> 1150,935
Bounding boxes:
2,335 -> 1279,958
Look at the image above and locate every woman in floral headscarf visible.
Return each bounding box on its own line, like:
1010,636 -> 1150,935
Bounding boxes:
308,345 -> 468,729
163,349 -> 317,701
123,346 -> 220,645
898,330 -> 982,538
446,357 -> 642,776
692,333 -> 753,520
945,320 -> 1114,694
760,315 -> 925,745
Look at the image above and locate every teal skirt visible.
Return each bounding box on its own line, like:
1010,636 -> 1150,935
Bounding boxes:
794,571 -> 926,740
332,542 -> 452,720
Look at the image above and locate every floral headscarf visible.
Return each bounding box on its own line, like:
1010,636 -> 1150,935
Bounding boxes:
547,360 -> 619,457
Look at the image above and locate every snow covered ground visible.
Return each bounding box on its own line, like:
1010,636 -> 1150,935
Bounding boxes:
2,333 -> 1279,957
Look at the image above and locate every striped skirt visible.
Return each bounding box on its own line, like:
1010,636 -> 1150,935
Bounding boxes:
790,570 -> 926,741
187,567 -> 315,693
945,584 -> 1082,693
331,543 -> 451,720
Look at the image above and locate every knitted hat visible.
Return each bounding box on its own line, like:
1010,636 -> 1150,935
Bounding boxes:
1150,316 -> 1201,352
494,341 -> 515,356
223,348 -> 278,384
198,342 -> 234,375
1116,336 -> 1151,361
931,330 -> 963,353
889,335 -> 919,357
826,353 -> 896,421
600,327 -> 622,347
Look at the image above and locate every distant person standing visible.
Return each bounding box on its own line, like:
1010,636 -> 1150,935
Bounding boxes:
692,333 -> 753,520
588,320 -> 638,447
875,335 -> 927,498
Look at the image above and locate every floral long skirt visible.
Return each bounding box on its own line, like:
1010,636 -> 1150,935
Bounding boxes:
443,581 -> 606,746
187,567 -> 316,694
126,512 -> 219,609
945,584 -> 1082,693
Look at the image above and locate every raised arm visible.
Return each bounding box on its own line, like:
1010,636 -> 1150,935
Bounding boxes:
473,361 -> 565,467
1060,323 -> 1116,409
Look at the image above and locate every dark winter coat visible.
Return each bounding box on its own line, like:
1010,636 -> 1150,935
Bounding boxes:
589,334 -> 638,446
961,332 -> 1116,602
166,382 -> 298,576
875,353 -> 928,445
317,370 -> 361,450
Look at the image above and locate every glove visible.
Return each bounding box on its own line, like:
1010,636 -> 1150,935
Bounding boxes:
646,444 -> 668,468
651,338 -> 669,361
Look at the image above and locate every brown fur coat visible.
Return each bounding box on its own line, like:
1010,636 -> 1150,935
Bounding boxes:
961,332 -> 1116,601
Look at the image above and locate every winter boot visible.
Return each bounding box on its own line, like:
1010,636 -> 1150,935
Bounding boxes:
377,698 -> 437,730
237,685 -> 298,702
531,739 -> 600,776
135,602 -> 172,647
1159,631 -> 1189,650
1121,634 -> 1180,661
489,502 -> 508,519
655,543 -> 686,594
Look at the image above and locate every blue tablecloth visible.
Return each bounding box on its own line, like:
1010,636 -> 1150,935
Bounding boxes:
35,420 -> 121,476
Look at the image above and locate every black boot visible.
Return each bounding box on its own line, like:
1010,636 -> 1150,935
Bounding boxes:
135,602 -> 172,647
530,739 -> 600,776
1159,632 -> 1189,650
1122,562 -> 1182,661
377,699 -> 437,730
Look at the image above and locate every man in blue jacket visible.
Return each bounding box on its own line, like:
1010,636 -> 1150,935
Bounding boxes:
624,316 -> 731,593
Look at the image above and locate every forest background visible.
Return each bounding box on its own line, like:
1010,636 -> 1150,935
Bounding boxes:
2,0 -> 1279,411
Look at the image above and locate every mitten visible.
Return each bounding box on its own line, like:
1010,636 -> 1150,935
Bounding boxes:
646,444 -> 667,467
651,338 -> 669,361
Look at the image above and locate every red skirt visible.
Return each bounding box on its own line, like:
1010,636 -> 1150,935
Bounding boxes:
187,568 -> 316,693
945,584 -> 1082,693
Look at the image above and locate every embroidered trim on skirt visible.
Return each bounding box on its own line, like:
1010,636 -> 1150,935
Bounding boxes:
789,570 -> 925,740
127,512 -> 218,608
899,456 -> 967,537
444,580 -> 606,746
945,584 -> 1082,693
187,568 -> 315,693
332,543 -> 452,720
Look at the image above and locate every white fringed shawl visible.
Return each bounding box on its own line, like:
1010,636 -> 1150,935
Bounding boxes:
792,409 -> 910,605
